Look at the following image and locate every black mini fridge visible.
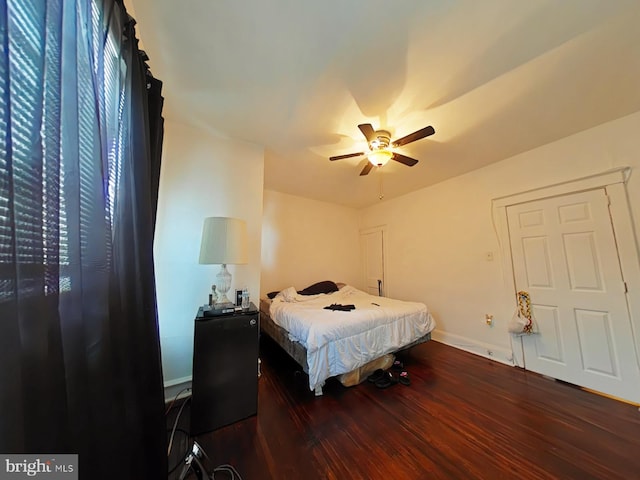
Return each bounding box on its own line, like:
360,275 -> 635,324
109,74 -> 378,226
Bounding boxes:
190,304 -> 259,437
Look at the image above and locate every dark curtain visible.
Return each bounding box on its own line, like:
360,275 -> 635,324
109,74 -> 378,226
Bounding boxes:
0,1 -> 167,479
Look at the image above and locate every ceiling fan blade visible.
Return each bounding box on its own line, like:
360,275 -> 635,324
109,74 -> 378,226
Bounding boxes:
359,162 -> 374,176
391,126 -> 435,147
392,152 -> 418,167
330,152 -> 365,161
358,123 -> 376,142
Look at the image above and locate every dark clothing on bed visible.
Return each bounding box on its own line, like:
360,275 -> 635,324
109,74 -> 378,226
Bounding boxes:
323,303 -> 356,311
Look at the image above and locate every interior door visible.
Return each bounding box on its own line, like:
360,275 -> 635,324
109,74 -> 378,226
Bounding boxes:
507,188 -> 640,404
361,229 -> 384,296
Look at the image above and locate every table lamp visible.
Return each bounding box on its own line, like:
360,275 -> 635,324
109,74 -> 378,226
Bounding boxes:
198,217 -> 248,308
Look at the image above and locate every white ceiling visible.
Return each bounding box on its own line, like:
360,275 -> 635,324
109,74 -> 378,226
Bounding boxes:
129,0 -> 640,208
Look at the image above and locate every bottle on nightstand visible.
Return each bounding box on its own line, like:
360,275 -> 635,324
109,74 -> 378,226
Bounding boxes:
210,285 -> 218,306
241,287 -> 250,310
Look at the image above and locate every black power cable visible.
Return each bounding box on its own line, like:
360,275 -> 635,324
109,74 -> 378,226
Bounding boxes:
165,392 -> 244,479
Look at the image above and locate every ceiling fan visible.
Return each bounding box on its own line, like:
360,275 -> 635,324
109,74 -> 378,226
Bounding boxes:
329,123 -> 435,176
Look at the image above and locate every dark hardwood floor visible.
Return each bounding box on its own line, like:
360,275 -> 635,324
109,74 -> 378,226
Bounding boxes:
175,337 -> 640,480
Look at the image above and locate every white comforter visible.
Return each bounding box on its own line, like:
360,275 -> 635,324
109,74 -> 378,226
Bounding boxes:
269,285 -> 435,391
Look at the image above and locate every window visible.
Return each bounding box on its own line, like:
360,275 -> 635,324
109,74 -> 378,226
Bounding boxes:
0,0 -> 128,299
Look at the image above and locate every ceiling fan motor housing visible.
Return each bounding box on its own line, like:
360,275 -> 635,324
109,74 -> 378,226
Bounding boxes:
369,130 -> 391,151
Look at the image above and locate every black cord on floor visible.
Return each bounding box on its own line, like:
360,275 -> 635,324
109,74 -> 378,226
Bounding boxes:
165,390 -> 244,479
167,395 -> 192,457
212,464 -> 243,479
192,438 -> 243,480
167,428 -> 191,475
165,387 -> 192,415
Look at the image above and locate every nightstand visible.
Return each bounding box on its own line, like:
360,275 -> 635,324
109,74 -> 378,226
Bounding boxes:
190,303 -> 259,436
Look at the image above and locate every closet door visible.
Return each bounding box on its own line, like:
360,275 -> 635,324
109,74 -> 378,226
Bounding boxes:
507,188 -> 640,404
361,228 -> 385,296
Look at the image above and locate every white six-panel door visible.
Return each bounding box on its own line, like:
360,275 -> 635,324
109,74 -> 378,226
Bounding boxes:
361,228 -> 384,297
507,188 -> 640,404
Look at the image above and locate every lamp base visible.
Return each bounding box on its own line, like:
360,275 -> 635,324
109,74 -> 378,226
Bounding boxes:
215,264 -> 234,307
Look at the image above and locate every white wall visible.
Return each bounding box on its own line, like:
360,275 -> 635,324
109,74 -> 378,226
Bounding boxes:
261,190 -> 362,295
154,119 -> 264,389
359,112 -> 640,364
154,112 -> 640,392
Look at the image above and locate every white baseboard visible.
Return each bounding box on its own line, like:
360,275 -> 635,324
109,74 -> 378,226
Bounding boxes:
431,329 -> 515,366
164,375 -> 192,404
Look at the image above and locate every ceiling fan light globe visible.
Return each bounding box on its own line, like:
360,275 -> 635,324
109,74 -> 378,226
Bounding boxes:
368,150 -> 392,167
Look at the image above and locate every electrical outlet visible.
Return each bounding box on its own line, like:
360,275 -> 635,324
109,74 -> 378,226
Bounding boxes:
485,314 -> 493,326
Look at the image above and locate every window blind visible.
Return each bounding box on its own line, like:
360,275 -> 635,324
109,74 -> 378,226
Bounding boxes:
1,0 -> 127,300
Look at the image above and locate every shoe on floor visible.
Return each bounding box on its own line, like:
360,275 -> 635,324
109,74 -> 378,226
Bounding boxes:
390,359 -> 404,371
367,369 -> 385,383
375,371 -> 398,389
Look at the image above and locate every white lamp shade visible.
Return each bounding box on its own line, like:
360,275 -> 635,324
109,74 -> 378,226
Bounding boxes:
199,217 -> 248,265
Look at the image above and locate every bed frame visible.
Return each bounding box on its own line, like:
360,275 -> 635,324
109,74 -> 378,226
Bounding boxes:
259,299 -> 431,395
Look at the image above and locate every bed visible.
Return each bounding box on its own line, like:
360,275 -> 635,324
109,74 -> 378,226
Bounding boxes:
259,282 -> 435,395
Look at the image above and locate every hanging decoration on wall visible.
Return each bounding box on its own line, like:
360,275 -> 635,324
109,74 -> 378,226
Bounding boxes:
508,291 -> 537,335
